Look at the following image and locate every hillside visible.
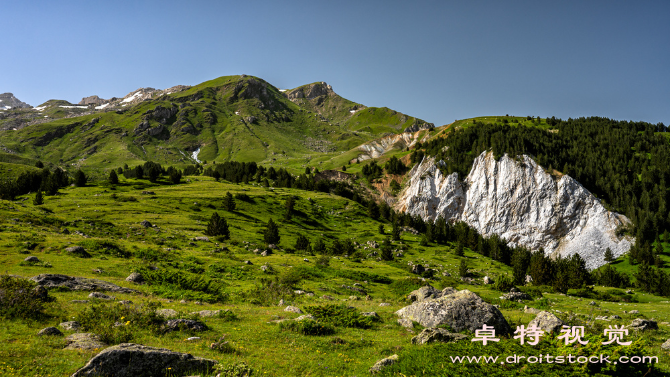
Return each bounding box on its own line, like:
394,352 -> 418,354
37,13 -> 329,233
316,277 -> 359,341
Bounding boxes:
0,75 -> 432,177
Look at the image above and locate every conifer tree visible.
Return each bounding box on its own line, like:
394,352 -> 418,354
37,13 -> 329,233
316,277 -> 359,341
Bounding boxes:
455,242 -> 464,257
75,170 -> 87,187
109,170 -> 119,185
264,218 -> 280,245
206,212 -> 230,239
33,190 -> 43,205
604,247 -> 614,262
378,224 -> 385,235
391,222 -> 401,241
224,192 -> 236,212
381,237 -> 393,261
294,234 -> 310,251
459,259 -> 468,277
284,196 -> 295,220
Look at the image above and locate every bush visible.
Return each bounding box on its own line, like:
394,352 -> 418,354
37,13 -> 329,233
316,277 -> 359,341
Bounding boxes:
79,240 -> 131,258
76,302 -> 164,344
138,267 -> 228,302
0,275 -> 51,320
304,304 -> 372,329
492,274 -> 515,292
279,319 -> 336,336
389,277 -> 424,297
214,361 -> 254,377
244,278 -> 294,306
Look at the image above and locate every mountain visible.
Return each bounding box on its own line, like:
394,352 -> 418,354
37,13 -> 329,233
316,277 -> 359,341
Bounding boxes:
0,75 -> 431,172
0,93 -> 30,110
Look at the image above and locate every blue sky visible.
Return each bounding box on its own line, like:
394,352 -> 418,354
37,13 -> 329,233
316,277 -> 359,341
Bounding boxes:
2,0 -> 669,125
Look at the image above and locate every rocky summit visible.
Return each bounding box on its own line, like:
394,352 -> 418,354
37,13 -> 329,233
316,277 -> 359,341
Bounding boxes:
0,92 -> 31,110
395,152 -> 634,269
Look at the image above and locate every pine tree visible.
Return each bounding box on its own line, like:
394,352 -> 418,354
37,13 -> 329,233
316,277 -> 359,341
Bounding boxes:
391,222 -> 401,241
368,201 -> 379,219
264,218 -> 280,245
378,224 -> 385,235
294,234 -> 310,251
381,237 -> 393,261
224,192 -> 236,212
109,170 -> 119,185
459,259 -> 468,277
455,242 -> 464,257
169,170 -> 182,184
33,190 -> 43,205
604,248 -> 614,262
205,212 -> 230,239
284,196 -> 295,220
74,170 -> 87,187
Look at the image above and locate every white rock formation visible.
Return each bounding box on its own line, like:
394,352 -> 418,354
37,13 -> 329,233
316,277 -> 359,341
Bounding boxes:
395,152 -> 633,269
356,130 -> 430,161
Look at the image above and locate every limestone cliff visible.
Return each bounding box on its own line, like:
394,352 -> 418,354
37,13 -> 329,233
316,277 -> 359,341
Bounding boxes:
395,151 -> 633,269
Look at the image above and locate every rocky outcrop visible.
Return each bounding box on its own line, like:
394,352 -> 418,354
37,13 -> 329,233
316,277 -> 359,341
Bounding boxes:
404,122 -> 434,133
395,289 -> 512,335
411,328 -> 468,344
286,82 -> 333,102
78,96 -> 107,106
70,343 -> 217,377
629,318 -> 658,331
356,130 -> 430,161
0,93 -> 31,109
30,274 -> 137,293
395,152 -> 633,269
369,354 -> 398,374
528,311 -> 564,333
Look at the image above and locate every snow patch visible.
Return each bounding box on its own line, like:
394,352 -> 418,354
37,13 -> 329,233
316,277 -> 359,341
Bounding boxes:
33,106 -> 46,111
59,105 -> 88,109
1,106 -> 11,110
191,147 -> 201,163
95,103 -> 110,110
279,89 -> 287,92
122,92 -> 142,103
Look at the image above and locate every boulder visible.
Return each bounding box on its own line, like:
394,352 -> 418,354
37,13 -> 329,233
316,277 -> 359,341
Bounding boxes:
524,305 -> 541,315
70,343 -> 217,377
369,354 -> 398,374
629,310 -> 640,314
411,328 -> 468,344
260,250 -> 272,257
38,327 -> 63,336
59,321 -> 81,331
162,319 -> 207,333
397,318 -> 414,329
395,289 -> 512,335
190,310 -> 221,318
64,333 -> 107,350
629,318 -> 658,331
24,256 -> 40,262
156,309 -> 179,319
140,220 -> 152,228
661,339 -> 670,351
65,246 -> 91,258
33,285 -> 49,301
528,311 -> 564,333
609,315 -> 622,320
125,272 -> 144,284
411,264 -> 425,275
501,291 -> 532,301
407,285 -> 440,303
89,292 -> 114,300
193,236 -> 210,242
483,276 -> 492,285
284,306 -> 303,314
361,312 -> 380,320
30,274 -> 137,293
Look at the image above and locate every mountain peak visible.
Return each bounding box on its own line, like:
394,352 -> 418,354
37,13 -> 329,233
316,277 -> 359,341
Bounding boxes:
0,93 -> 31,110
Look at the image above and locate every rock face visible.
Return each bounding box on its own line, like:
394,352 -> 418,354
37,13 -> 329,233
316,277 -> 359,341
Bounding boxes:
0,93 -> 31,109
395,152 -> 633,269
411,328 -> 468,344
357,130 -> 430,161
30,274 -> 136,293
528,311 -> 564,333
407,285 -> 456,303
70,343 -> 217,377
78,96 -> 107,106
395,289 -> 512,335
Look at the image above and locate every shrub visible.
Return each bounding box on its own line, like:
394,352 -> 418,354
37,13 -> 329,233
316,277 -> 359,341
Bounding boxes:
304,305 -> 372,329
138,267 -> 228,302
389,277 -> 424,297
79,240 -> 131,258
206,212 -> 230,239
214,361 -> 254,377
492,274 -> 515,292
0,275 -> 51,320
279,320 -> 336,336
244,278 -> 294,306
76,302 -> 164,344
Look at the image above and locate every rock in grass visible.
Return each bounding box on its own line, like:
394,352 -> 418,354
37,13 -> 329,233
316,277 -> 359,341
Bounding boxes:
528,311 -> 564,333
284,306 -> 303,314
629,318 -> 658,331
411,328 -> 468,344
30,274 -> 137,293
395,289 -> 512,335
190,310 -> 221,318
397,318 -> 414,329
65,246 -> 91,258
162,319 -> 207,333
156,309 -> 179,319
140,220 -> 152,228
89,292 -> 114,300
59,321 -> 81,331
361,312 -> 380,320
369,354 -> 398,373
38,327 -> 63,336
125,272 -> 144,284
70,343 -> 217,377
24,256 -> 40,262
524,305 -> 541,314
661,339 -> 670,350
64,333 -> 107,350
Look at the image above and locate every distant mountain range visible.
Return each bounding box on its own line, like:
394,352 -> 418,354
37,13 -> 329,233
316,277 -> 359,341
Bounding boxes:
0,92 -> 31,110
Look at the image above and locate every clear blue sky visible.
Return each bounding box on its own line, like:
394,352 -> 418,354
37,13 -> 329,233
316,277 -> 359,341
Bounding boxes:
2,0 -> 669,125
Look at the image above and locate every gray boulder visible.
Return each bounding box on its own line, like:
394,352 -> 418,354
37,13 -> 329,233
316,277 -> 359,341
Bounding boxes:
190,310 -> 223,318
284,306 -> 303,314
59,321 -> 81,331
24,256 -> 40,262
524,305 -> 541,315
528,311 -> 564,333
369,354 -> 398,374
501,291 -> 532,301
162,319 -> 207,333
156,309 -> 179,319
411,328 -> 468,345
38,327 -> 63,336
65,246 -> 91,258
125,272 -> 144,284
30,274 -> 137,293
395,289 -> 512,335
70,343 -> 217,377
662,339 -> 670,351
89,292 -> 114,300
629,310 -> 640,314
140,220 -> 152,228
64,333 -> 107,350
629,318 -> 658,331
407,285 -> 440,303
397,318 -> 414,329
361,312 -> 380,320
